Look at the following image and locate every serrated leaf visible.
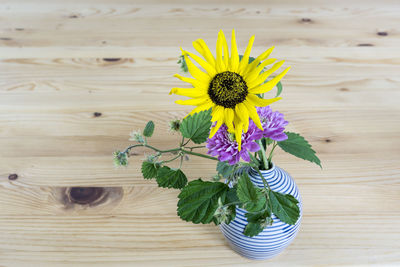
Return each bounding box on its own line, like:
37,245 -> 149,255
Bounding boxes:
244,222 -> 264,237
226,186 -> 240,204
156,166 -> 187,189
143,121 -> 155,137
245,208 -> 271,223
179,109 -> 212,144
177,179 -> 229,224
278,132 -> 322,168
268,191 -> 300,225
236,173 -> 266,212
141,161 -> 159,179
216,161 -> 235,178
275,81 -> 283,97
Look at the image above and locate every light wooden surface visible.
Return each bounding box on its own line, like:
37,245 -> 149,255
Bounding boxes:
1,0 -> 400,266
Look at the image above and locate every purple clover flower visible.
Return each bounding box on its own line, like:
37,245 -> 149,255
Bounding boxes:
206,121 -> 262,165
256,106 -> 288,141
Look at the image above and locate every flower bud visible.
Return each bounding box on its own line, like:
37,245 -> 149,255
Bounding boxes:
129,130 -> 145,143
113,151 -> 128,167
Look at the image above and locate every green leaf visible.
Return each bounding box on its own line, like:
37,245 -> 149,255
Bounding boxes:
177,179 -> 229,224
245,208 -> 271,223
244,222 -> 264,237
236,173 -> 266,212
156,166 -> 187,189
143,121 -> 155,137
226,186 -> 240,204
179,109 -> 212,144
275,81 -> 283,97
243,207 -> 274,237
141,161 -> 159,179
177,55 -> 188,72
268,190 -> 300,225
278,132 -> 322,168
216,161 -> 235,178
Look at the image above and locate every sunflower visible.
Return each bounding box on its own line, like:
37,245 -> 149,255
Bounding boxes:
170,29 -> 290,150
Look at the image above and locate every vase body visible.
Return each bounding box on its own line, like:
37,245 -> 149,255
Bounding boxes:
219,164 -> 302,260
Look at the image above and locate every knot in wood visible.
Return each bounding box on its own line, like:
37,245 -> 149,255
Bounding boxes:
68,187 -> 104,205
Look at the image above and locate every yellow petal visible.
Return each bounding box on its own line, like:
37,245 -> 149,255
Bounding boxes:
186,101 -> 214,117
182,50 -> 217,77
247,94 -> 282,107
173,74 -> 205,89
219,30 -> 230,69
243,100 -> 263,130
193,39 -> 216,67
244,46 -> 274,75
211,105 -> 224,122
247,60 -> 285,89
209,119 -> 223,138
224,108 -> 234,132
181,48 -> 210,84
245,58 -> 277,83
216,31 -> 226,72
233,117 -> 243,151
230,29 -> 239,72
169,87 -> 206,98
175,96 -> 209,106
238,35 -> 255,75
249,67 -> 291,94
235,103 -> 250,132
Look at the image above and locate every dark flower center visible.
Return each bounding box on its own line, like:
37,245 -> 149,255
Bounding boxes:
208,71 -> 248,109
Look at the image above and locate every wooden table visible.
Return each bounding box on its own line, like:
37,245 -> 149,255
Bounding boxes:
1,0 -> 399,265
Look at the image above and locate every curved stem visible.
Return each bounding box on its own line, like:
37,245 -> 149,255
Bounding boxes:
255,167 -> 271,191
255,167 -> 273,212
185,145 -> 206,150
257,140 -> 269,170
267,142 -> 277,165
161,154 -> 182,164
122,144 -> 217,161
122,144 -> 144,154
182,149 -> 218,161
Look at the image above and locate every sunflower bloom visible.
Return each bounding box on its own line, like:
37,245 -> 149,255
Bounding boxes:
170,29 -> 290,150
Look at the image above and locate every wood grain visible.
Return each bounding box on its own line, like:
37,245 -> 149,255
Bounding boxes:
0,0 -> 399,266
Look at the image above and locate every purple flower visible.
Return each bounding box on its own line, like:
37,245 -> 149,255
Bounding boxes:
206,121 -> 262,165
256,106 -> 288,141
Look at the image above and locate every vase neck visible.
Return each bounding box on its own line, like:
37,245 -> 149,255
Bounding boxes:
247,163 -> 281,189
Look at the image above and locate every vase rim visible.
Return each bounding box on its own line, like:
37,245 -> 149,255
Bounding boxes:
250,161 -> 276,174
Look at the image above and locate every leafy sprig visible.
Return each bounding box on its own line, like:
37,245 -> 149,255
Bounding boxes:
114,56 -> 321,237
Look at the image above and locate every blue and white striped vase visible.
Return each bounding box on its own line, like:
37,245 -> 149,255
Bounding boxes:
220,163 -> 302,260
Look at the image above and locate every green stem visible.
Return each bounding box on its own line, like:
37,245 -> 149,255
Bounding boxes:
257,140 -> 269,170
145,144 -> 181,154
123,144 -> 181,155
182,149 -> 218,161
180,136 -> 185,146
122,143 -> 218,162
255,167 -> 273,212
179,155 -> 184,168
267,142 -> 277,165
182,139 -> 191,146
161,154 -> 182,164
185,145 -> 206,150
255,167 -> 271,191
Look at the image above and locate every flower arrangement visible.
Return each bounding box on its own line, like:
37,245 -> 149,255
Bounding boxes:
115,30 -> 321,238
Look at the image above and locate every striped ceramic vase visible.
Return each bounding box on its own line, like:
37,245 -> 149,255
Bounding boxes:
219,163 -> 302,260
